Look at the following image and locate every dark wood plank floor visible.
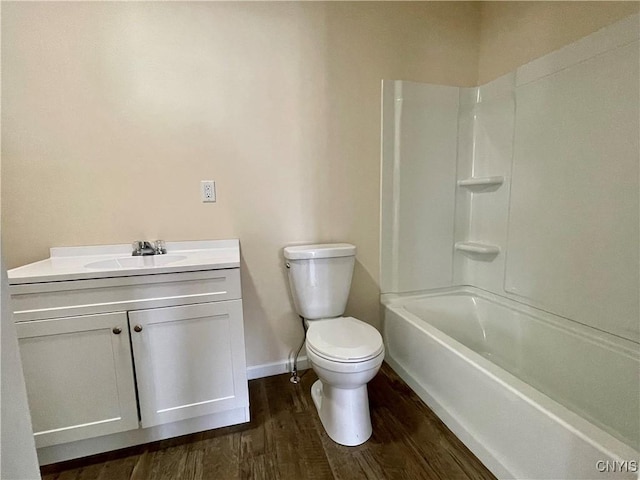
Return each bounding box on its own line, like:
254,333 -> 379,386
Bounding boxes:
41,363 -> 496,480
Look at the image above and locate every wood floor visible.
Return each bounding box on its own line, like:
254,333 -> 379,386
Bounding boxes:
41,363 -> 496,480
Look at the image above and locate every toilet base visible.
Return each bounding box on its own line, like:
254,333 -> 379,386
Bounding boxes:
310,379 -> 372,446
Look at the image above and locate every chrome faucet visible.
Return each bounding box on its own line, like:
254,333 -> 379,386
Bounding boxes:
132,240 -> 166,256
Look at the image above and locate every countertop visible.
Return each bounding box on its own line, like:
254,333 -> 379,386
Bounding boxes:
8,240 -> 240,285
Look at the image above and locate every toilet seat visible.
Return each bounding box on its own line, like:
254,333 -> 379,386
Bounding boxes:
306,317 -> 384,363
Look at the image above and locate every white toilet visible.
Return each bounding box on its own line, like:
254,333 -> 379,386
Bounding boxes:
284,243 -> 384,446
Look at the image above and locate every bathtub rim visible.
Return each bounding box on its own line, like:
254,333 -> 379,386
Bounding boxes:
381,285 -> 640,462
382,285 -> 639,359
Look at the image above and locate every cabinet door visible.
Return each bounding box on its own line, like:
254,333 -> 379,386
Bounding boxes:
129,300 -> 249,428
16,313 -> 139,448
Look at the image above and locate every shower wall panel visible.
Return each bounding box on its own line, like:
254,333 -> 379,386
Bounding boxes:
380,80 -> 459,294
506,36 -> 640,342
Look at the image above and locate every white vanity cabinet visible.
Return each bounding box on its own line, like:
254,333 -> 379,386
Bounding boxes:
129,300 -> 247,428
8,240 -> 249,464
16,312 -> 139,448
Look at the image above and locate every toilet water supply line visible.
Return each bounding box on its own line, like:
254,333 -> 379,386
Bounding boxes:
290,315 -> 308,384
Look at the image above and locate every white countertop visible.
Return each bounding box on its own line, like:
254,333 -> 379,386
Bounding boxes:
8,240 -> 240,285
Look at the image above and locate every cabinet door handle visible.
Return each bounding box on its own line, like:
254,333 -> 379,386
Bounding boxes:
112,327 -> 122,335
134,325 -> 143,333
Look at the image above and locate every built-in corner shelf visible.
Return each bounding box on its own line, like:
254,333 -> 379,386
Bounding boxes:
457,176 -> 504,190
455,242 -> 500,255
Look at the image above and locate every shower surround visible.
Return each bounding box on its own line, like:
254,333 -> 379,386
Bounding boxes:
380,14 -> 639,480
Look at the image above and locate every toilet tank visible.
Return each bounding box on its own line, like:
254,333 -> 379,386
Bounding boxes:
284,243 -> 356,320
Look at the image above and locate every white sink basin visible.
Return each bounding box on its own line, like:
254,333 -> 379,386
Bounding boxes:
84,255 -> 187,270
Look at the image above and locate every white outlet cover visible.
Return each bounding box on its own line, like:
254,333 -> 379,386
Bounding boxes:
201,180 -> 216,203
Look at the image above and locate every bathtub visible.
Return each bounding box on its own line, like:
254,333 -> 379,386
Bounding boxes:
382,287 -> 639,480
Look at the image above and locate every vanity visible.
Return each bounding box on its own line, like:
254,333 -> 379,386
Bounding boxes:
7,239 -> 249,465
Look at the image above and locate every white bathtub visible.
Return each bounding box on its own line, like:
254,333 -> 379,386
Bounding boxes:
382,287 -> 639,480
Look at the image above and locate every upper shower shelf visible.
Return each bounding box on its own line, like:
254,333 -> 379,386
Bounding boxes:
457,176 -> 504,191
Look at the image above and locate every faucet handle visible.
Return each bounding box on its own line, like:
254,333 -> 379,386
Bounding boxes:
154,240 -> 167,255
132,241 -> 145,256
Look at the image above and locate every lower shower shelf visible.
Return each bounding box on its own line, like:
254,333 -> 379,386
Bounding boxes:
455,242 -> 500,255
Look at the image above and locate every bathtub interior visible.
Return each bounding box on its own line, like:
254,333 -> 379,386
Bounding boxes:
397,290 -> 640,451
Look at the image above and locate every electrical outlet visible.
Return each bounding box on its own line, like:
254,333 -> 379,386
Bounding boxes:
201,180 -> 216,203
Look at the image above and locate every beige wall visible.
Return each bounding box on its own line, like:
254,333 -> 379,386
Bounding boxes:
3,1 -> 638,370
1,2 -> 480,368
478,1 -> 640,83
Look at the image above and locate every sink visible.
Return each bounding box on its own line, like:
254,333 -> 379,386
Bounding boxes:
7,239 -> 240,285
84,255 -> 187,270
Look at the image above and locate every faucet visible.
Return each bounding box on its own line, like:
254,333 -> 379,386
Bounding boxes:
132,240 -> 166,256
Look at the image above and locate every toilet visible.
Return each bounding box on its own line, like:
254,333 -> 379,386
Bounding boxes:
284,243 -> 384,446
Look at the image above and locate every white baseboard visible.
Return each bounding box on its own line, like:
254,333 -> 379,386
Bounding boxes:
247,356 -> 309,380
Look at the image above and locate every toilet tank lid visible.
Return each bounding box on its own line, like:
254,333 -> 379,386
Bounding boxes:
284,243 -> 356,260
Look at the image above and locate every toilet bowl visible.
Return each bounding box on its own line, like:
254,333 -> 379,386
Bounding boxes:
305,317 -> 384,445
283,242 -> 384,447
